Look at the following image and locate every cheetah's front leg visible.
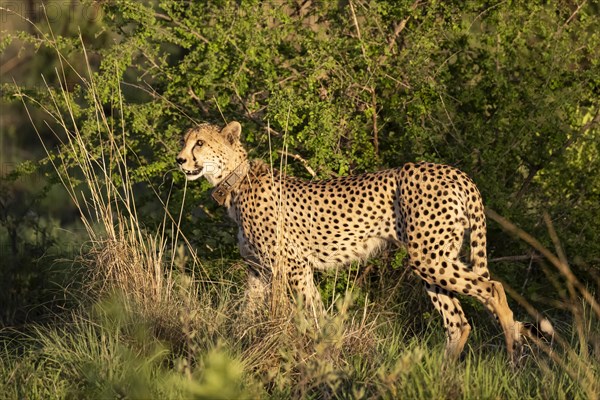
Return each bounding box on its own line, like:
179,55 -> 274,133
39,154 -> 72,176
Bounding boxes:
243,265 -> 271,315
286,261 -> 325,323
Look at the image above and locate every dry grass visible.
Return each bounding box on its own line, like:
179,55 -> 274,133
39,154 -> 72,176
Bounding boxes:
11,31 -> 389,397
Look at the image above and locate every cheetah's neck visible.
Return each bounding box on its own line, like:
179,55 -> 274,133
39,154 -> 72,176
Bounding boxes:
211,160 -> 251,205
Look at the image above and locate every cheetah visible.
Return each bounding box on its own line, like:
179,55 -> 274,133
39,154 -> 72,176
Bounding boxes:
177,120 -> 537,360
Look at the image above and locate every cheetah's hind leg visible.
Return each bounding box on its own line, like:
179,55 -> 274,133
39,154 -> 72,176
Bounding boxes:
425,283 -> 472,360
442,267 -> 524,362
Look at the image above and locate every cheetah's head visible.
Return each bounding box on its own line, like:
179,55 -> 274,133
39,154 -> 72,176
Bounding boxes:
176,121 -> 247,186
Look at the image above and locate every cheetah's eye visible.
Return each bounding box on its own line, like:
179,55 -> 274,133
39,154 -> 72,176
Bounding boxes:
195,140 -> 205,148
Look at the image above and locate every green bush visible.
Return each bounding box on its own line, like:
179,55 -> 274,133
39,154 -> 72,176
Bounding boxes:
1,2 -> 599,398
3,0 -> 599,277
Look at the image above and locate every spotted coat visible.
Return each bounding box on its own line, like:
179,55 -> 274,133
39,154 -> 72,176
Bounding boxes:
177,121 -> 527,359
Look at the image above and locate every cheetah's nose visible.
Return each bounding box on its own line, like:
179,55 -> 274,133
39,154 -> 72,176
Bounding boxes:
176,157 -> 186,165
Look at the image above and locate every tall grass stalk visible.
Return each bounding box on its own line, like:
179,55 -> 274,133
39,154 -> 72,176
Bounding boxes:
488,209 -> 599,399
14,29 -> 215,333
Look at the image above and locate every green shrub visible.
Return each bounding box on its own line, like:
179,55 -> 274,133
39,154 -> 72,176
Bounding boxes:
1,2 -> 599,398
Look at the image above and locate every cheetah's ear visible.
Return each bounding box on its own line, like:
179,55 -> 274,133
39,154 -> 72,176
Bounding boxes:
220,121 -> 242,145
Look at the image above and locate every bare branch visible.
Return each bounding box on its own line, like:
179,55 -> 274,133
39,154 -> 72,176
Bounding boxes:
154,12 -> 210,44
378,0 -> 420,65
562,1 -> 588,30
543,212 -> 569,269
386,1 -> 419,54
489,254 -> 542,263
371,89 -> 379,157
277,150 -> 316,177
348,0 -> 369,73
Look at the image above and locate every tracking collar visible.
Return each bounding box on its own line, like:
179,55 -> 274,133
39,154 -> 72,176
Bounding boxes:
211,161 -> 249,206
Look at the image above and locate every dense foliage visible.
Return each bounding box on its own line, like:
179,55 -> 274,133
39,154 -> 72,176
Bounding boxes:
46,1 -> 600,266
3,1 -> 599,262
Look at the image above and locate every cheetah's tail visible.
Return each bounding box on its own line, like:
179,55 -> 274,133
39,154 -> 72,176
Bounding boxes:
521,318 -> 555,342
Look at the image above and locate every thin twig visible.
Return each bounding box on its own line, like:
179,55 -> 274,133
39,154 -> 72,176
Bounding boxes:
277,150 -> 316,177
153,11 -> 210,44
348,0 -> 371,77
562,0 -> 588,30
371,89 -> 379,157
521,254 -> 535,295
543,212 -> 569,270
543,211 -> 588,356
348,0 -> 368,64
489,254 -> 542,263
379,0 -> 420,64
